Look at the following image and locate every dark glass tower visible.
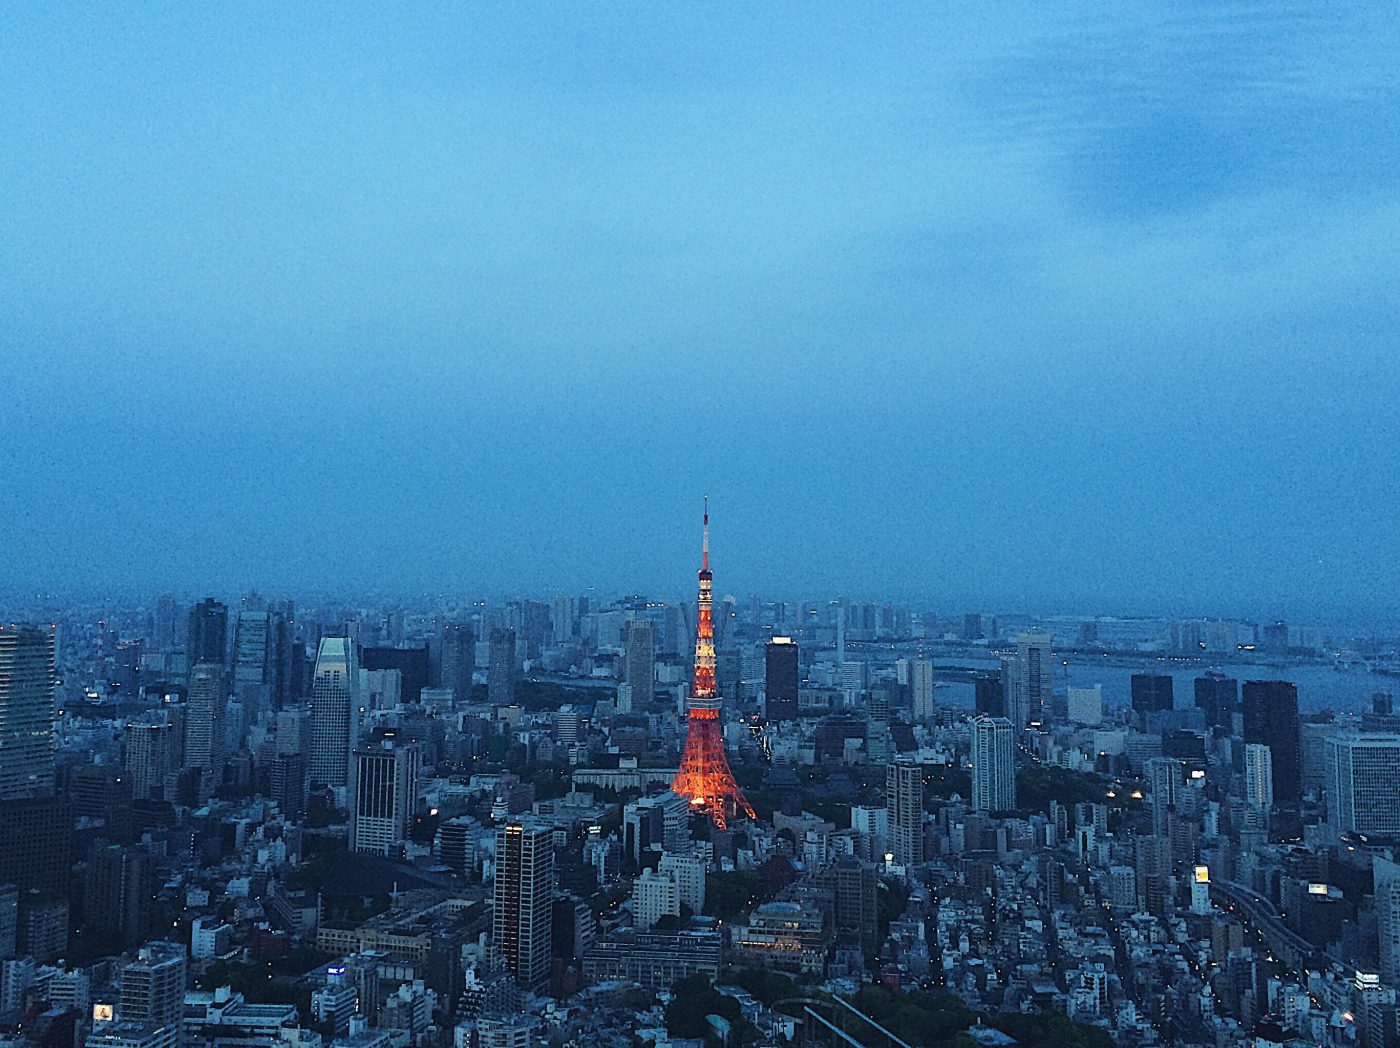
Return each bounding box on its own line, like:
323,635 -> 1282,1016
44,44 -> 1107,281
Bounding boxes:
764,638 -> 799,721
1242,680 -> 1301,804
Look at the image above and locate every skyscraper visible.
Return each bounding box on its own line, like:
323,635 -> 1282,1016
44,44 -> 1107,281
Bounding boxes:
1377,857 -> 1400,986
183,661 -> 223,773
764,638 -> 799,721
623,620 -> 655,708
185,599 -> 228,667
309,638 -> 359,790
1194,673 -> 1239,731
1242,680 -> 1301,804
1006,631 -> 1053,727
885,760 -> 922,865
350,742 -> 420,856
1131,675 -> 1175,720
0,625 -> 56,800
493,819 -> 553,990
1326,733 -> 1400,837
124,719 -> 176,801
231,611 -> 273,703
487,628 -> 517,708
971,716 -> 1016,813
439,622 -> 475,701
973,670 -> 1005,718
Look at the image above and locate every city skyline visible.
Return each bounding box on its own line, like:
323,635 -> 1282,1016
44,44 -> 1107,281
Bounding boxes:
3,6 -> 1398,612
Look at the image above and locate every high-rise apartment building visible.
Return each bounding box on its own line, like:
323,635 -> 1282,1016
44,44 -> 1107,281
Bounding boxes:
183,662 -> 223,773
309,638 -> 359,790
186,599 -> 228,667
1243,742 -> 1274,812
885,760 -> 922,865
971,716 -> 1016,812
1326,733 -> 1400,837
493,819 -> 553,990
124,719 -> 176,801
1145,757 -> 1184,839
901,658 -> 936,722
632,868 -> 680,929
1377,857 -> 1400,986
764,638 -> 799,721
0,625 -> 56,800
1242,681 -> 1301,804
487,628 -> 517,708
350,743 -> 420,856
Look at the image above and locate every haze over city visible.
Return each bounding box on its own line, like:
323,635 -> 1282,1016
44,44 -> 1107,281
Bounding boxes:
4,5 -> 1399,616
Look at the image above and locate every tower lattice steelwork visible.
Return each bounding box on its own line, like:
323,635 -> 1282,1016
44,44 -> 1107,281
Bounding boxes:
671,499 -> 755,829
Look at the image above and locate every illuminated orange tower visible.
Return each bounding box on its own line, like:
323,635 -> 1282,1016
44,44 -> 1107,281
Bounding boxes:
671,498 -> 755,829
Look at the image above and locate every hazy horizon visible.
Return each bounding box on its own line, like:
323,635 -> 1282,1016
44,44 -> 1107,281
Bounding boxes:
4,5 -> 1398,614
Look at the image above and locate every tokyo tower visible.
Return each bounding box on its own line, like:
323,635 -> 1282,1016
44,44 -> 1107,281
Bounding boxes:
671,498 -> 755,830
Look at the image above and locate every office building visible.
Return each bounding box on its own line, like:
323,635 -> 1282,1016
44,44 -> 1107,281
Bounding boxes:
119,942 -> 186,1048
973,670 -> 1004,718
1006,631 -> 1053,727
439,622 -> 475,701
886,760 -> 922,865
1195,673 -> 1239,731
0,624 -> 56,800
1327,733 -> 1400,837
269,753 -> 308,818
632,867 -> 680,929
350,742 -> 420,856
1243,743 -> 1274,812
1067,685 -> 1103,726
582,929 -> 721,989
971,716 -> 1016,813
1377,857 -> 1400,986
487,628 -> 517,708
492,819 -> 553,990
1242,681 -> 1301,804
0,884 -> 15,961
658,851 -> 706,914
183,661 -> 223,773
623,620 -> 655,708
764,637 -> 799,721
361,645 -> 429,703
186,599 -> 228,666
309,638 -> 358,790
231,611 -> 273,702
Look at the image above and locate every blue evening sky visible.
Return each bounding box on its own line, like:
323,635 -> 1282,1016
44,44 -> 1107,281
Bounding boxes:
2,4 -> 1397,616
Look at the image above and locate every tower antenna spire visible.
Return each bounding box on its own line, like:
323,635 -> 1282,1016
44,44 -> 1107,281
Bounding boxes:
702,495 -> 709,571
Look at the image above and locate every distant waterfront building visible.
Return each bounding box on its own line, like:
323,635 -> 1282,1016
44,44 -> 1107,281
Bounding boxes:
971,716 -> 1016,813
764,638 -> 799,721
1131,675 -> 1174,721
487,628 -> 517,708
493,819 -> 553,990
350,742 -> 420,856
1243,743 -> 1274,812
0,625 -> 56,800
885,760 -> 922,865
1194,673 -> 1239,731
1242,680 -> 1301,804
1327,733 -> 1400,838
309,638 -> 359,790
